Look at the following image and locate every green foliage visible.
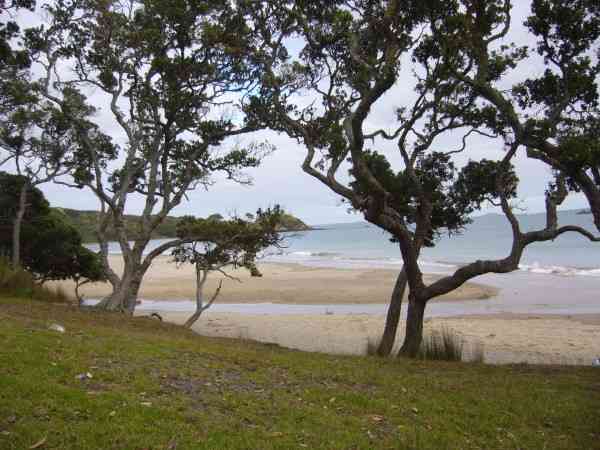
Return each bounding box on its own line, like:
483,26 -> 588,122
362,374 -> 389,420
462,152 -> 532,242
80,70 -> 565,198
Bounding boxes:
173,207 -> 285,275
0,1 -> 36,119
277,213 -> 310,231
41,0 -> 267,194
451,160 -> 519,210
54,209 -> 309,243
350,152 -> 517,246
55,208 -> 181,243
0,172 -> 50,241
0,173 -> 106,285
19,210 -> 105,283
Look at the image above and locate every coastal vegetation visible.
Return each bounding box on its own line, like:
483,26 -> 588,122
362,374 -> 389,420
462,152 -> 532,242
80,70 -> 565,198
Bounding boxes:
1,297 -> 599,450
0,173 -> 106,299
248,0 -> 600,356
0,0 -> 598,355
1,1 -> 599,446
13,0 -> 275,313
172,207 -> 285,328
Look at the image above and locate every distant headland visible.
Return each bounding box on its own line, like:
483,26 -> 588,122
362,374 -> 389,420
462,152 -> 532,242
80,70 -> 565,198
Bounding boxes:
53,208 -> 311,243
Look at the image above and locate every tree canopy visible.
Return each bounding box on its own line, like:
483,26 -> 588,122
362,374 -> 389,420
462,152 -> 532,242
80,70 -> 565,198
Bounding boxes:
244,0 -> 600,355
24,0 -> 280,312
0,171 -> 106,285
172,206 -> 285,327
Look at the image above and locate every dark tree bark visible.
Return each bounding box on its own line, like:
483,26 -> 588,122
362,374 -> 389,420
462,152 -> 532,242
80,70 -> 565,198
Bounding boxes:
376,267 -> 407,356
398,296 -> 426,358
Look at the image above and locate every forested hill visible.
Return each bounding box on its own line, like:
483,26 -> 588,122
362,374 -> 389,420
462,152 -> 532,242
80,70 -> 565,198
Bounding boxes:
53,208 -> 311,243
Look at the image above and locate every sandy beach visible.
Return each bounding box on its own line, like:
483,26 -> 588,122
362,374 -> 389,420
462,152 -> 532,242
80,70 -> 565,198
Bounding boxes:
55,255 -> 600,365
60,255 -> 497,304
154,311 -> 600,365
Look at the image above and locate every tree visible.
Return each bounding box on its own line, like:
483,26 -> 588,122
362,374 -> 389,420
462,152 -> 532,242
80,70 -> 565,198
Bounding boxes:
431,0 -> 600,230
0,172 -> 106,294
0,170 -> 50,259
0,0 -> 35,112
0,85 -> 93,268
32,0 -> 276,313
172,207 -> 284,328
247,0 -> 600,356
1,0 -> 103,270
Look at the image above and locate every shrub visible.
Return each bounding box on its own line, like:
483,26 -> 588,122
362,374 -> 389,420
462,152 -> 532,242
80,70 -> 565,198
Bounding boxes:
0,258 -> 72,303
418,327 -> 464,362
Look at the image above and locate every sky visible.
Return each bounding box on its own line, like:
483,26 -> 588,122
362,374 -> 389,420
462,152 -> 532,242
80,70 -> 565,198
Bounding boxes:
8,1 -> 594,225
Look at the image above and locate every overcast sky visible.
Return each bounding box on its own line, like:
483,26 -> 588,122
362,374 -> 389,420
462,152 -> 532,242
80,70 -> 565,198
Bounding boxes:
12,1 -> 593,225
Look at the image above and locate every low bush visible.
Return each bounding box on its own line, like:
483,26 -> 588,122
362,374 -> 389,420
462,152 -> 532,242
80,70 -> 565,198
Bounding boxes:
0,258 -> 72,303
418,327 -> 464,362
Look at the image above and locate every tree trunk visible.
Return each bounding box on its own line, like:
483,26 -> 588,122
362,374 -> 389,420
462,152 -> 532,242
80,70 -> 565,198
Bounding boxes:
184,310 -> 203,328
11,183 -> 27,268
95,265 -> 145,314
376,267 -> 407,356
398,296 -> 426,358
184,268 -> 207,328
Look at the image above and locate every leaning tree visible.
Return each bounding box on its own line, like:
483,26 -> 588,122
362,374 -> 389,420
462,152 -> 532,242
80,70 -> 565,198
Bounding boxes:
172,207 -> 284,328
31,0 -> 278,313
247,0 -> 600,356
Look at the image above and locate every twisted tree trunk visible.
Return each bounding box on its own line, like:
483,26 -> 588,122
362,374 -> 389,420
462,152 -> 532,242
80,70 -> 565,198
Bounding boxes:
95,263 -> 146,314
376,267 -> 407,356
184,268 -> 208,328
398,295 -> 426,358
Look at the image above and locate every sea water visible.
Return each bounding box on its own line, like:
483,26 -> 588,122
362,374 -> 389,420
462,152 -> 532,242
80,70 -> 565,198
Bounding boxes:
87,210 -> 600,277
265,210 -> 600,277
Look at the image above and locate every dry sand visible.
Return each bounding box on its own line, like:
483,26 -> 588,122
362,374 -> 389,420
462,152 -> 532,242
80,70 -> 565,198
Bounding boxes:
155,311 -> 600,365
60,255 -> 497,304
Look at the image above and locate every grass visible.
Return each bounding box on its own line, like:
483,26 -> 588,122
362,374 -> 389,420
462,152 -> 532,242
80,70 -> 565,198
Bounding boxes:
0,259 -> 72,303
0,298 -> 599,449
418,327 -> 465,362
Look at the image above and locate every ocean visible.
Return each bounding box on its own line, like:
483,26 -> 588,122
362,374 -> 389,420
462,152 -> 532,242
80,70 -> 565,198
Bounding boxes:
266,209 -> 600,277
90,209 -> 600,277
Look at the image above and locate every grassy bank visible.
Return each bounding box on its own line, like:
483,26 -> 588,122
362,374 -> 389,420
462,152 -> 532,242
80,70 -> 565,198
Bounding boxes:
0,298 -> 598,449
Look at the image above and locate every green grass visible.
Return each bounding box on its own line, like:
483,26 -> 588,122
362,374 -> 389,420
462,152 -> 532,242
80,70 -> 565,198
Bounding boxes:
0,298 -> 599,449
